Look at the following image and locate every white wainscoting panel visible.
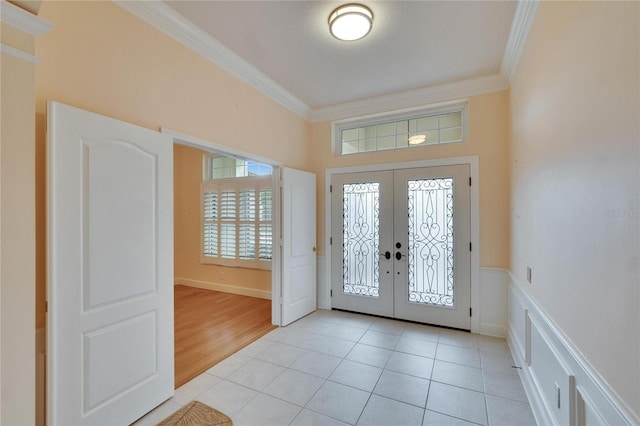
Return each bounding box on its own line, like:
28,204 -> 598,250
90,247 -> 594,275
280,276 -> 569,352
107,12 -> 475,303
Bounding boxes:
508,273 -> 639,425
319,263 -> 506,331
478,267 -> 508,337
316,256 -> 330,310
175,278 -> 271,300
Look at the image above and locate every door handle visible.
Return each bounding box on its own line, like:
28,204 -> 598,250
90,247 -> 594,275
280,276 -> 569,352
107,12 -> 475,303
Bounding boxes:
380,251 -> 391,260
395,251 -> 406,260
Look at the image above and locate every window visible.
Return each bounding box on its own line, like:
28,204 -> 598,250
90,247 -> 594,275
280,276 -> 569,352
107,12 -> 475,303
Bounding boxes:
334,102 -> 467,155
204,155 -> 273,180
201,155 -> 273,270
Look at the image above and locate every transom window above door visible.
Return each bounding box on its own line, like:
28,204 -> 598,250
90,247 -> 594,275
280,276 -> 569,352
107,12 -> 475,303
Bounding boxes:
333,101 -> 467,155
201,154 -> 273,270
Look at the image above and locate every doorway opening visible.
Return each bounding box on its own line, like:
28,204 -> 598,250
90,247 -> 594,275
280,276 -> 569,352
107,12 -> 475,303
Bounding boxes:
173,143 -> 278,386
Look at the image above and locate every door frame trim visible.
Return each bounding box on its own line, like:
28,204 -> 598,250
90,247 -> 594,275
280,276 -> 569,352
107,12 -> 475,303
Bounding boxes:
324,156 -> 480,333
161,128 -> 285,326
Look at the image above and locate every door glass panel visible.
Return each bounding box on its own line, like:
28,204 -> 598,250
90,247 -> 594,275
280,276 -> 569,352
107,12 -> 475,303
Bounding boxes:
407,178 -> 454,306
342,183 -> 380,297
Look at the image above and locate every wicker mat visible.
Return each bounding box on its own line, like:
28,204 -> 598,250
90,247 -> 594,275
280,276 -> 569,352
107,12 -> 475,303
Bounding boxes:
157,401 -> 233,426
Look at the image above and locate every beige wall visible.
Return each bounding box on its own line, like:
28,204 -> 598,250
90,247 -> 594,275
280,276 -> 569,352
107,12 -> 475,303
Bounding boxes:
22,0 -> 640,421
311,91 -> 511,268
1,22 -> 37,426
174,144 -> 271,293
34,0 -> 312,327
509,1 -> 639,416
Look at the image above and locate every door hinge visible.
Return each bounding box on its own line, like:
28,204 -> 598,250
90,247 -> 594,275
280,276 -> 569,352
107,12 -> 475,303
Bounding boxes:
470,307 -> 472,317
330,184 -> 333,193
469,177 -> 472,186
469,242 -> 472,251
45,301 -> 48,313
330,237 -> 333,245
330,289 -> 333,297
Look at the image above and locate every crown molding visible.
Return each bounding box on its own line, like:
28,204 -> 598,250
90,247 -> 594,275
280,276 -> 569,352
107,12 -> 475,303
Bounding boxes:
1,42 -> 38,63
500,0 -> 539,84
115,0 -> 537,123
310,74 -> 508,123
114,0 -> 312,120
0,0 -> 52,36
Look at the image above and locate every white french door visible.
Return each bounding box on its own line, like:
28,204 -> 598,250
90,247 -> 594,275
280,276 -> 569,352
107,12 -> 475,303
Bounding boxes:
331,165 -> 471,329
331,171 -> 394,317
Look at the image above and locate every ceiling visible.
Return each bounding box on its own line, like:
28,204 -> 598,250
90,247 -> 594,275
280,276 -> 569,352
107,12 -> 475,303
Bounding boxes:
165,0 -> 516,109
117,1 -> 535,121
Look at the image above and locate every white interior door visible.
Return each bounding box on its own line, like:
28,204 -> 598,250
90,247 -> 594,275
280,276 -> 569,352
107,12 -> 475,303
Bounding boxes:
281,167 -> 317,325
331,165 -> 471,329
47,101 -> 174,425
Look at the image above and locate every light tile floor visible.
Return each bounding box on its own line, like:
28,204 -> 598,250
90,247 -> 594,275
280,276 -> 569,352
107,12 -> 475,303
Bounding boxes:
135,310 -> 536,426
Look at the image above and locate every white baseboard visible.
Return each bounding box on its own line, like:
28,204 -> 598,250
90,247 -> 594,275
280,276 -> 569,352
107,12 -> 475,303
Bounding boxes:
508,272 -> 639,425
478,267 -> 508,337
175,278 -> 271,300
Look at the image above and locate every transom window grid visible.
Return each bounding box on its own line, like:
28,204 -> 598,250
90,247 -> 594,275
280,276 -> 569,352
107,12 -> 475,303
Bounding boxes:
204,155 -> 273,180
202,175 -> 273,270
335,105 -> 467,155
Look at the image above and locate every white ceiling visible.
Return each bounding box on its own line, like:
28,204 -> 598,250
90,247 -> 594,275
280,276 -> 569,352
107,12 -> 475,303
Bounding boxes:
165,1 -> 517,110
117,1 -> 538,120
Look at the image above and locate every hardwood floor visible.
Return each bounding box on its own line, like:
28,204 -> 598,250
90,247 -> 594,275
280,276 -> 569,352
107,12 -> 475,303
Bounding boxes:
174,285 -> 276,388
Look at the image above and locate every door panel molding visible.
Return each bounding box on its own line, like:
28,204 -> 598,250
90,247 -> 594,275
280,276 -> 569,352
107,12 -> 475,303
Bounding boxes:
325,156 -> 480,332
48,101 -> 174,425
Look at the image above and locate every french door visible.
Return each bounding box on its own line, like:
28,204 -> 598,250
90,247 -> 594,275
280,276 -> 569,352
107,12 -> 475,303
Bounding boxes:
330,165 -> 471,329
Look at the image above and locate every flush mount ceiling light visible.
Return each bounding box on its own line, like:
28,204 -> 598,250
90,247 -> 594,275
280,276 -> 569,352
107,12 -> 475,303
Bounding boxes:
328,4 -> 373,41
408,134 -> 427,145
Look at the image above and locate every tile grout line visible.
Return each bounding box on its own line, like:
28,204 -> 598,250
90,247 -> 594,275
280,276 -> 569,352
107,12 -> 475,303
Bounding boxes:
171,311 -> 533,426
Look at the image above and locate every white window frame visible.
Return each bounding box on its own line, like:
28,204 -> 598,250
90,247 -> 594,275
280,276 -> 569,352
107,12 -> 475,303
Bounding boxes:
332,99 -> 468,155
201,174 -> 273,271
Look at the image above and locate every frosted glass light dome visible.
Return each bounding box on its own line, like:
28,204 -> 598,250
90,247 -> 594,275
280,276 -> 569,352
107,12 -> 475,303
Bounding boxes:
329,4 -> 373,41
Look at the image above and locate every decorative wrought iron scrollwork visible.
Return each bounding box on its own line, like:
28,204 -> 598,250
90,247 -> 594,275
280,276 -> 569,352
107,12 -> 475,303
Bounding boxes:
342,182 -> 380,297
407,178 -> 455,307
